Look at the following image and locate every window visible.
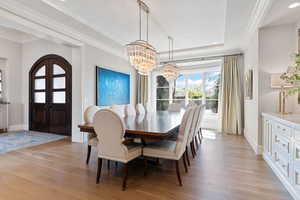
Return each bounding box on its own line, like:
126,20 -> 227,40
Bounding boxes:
155,70 -> 221,114
186,74 -> 203,105
173,75 -> 185,106
156,76 -> 169,111
204,72 -> 220,114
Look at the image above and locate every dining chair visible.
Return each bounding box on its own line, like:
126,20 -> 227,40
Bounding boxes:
195,105 -> 206,147
111,105 -> 125,118
186,105 -> 201,159
136,104 -> 146,115
142,107 -> 196,186
84,105 -> 100,165
168,103 -> 181,112
125,104 -> 136,116
93,109 -> 142,190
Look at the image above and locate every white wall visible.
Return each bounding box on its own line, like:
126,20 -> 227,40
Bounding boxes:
259,24 -> 297,114
0,38 -> 23,130
244,30 -> 260,154
82,45 -> 136,109
244,23 -> 299,154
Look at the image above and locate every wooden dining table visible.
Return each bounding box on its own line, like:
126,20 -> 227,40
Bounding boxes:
78,110 -> 184,141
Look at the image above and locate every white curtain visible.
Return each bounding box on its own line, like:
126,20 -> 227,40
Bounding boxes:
219,55 -> 244,135
136,73 -> 148,105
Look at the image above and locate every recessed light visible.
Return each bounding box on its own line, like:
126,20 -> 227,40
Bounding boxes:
288,2 -> 300,8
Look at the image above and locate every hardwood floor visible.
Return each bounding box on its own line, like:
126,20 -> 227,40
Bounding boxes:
0,130 -> 293,200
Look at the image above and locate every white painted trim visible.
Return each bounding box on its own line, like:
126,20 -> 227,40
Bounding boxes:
0,0 -> 126,59
263,154 -> 300,200
244,130 -> 261,155
244,0 -> 274,47
8,124 -> 26,131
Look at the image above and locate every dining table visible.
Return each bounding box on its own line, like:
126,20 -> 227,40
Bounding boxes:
78,110 -> 185,141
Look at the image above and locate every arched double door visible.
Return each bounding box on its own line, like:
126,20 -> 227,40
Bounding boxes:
29,55 -> 72,136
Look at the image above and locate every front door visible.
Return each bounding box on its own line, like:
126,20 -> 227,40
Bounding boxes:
29,55 -> 72,136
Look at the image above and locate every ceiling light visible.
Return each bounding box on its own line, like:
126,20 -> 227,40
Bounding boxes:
161,37 -> 180,82
289,2 -> 300,8
127,0 -> 157,76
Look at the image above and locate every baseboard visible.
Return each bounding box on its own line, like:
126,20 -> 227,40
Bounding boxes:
244,132 -> 261,155
8,124 -> 27,132
263,153 -> 299,200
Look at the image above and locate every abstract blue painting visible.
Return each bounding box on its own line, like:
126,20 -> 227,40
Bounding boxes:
96,67 -> 130,106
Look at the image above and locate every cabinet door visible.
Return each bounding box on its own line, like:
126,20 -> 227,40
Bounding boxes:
293,142 -> 300,194
263,118 -> 273,156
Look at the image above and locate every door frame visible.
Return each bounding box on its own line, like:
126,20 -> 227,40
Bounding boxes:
29,54 -> 72,135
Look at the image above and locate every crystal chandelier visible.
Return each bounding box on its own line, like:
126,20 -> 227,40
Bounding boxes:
127,0 -> 157,76
162,37 -> 179,82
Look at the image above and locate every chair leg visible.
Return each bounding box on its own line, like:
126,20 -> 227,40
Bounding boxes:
190,142 -> 195,158
185,147 -> 190,166
122,163 -> 129,191
107,160 -> 110,170
86,145 -> 91,165
199,128 -> 203,143
175,160 -> 183,186
96,158 -> 102,184
182,153 -> 188,173
192,139 -> 197,156
195,136 -> 199,150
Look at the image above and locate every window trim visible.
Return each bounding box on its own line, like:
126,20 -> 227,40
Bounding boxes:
153,67 -> 221,113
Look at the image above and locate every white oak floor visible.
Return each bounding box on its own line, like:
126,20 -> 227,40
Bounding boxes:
0,130 -> 293,200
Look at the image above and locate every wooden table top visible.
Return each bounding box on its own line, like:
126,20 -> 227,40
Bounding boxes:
78,111 -> 184,140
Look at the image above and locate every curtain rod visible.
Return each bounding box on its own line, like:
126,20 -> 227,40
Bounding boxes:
160,53 -> 243,65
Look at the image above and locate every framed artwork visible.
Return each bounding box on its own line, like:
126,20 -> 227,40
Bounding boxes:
96,67 -> 130,106
245,69 -> 253,100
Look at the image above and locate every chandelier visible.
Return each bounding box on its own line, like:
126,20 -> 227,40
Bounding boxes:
162,37 -> 179,82
127,0 -> 157,76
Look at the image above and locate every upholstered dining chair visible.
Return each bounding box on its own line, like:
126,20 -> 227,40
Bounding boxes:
195,105 -> 206,147
110,105 -> 125,118
125,104 -> 136,116
84,105 -> 100,165
142,107 -> 196,186
93,109 -> 142,190
186,106 -> 202,159
136,104 -> 146,115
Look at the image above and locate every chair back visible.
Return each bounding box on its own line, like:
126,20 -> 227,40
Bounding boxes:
168,103 -> 181,112
195,105 -> 205,133
93,109 -> 129,161
125,104 -> 136,116
136,104 -> 146,115
187,105 -> 202,144
175,107 -> 196,158
110,105 -> 125,118
84,105 -> 100,124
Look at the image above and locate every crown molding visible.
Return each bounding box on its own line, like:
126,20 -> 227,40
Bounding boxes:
0,0 -> 127,59
244,0 -> 274,47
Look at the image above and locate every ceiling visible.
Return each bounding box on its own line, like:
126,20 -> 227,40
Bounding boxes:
261,0 -> 300,27
40,0 -> 227,52
0,25 -> 37,43
10,0 -> 257,54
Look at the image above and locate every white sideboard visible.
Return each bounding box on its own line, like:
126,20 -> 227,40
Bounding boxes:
262,113 -> 300,200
